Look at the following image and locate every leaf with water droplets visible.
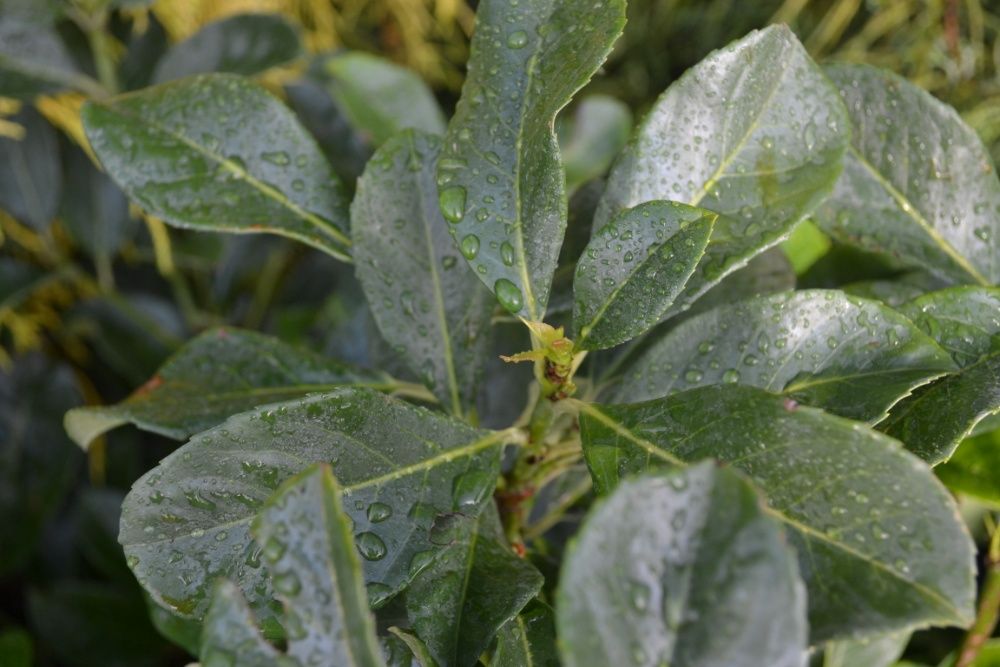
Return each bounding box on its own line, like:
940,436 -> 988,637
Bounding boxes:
82,73 -> 352,261
560,95 -> 632,194
607,289 -> 955,423
64,327 -> 389,451
404,504 -> 543,667
595,25 -> 849,318
0,105 -> 61,231
200,465 -> 386,667
352,131 -> 493,416
880,352 -> 1000,465
814,65 -> 1000,286
315,52 -> 446,147
557,463 -> 807,667
437,0 -> 626,320
822,632 -> 909,667
152,13 -> 302,83
492,602 -> 560,667
897,287 -> 1000,368
0,18 -> 99,99
578,385 -> 976,641
573,201 -> 716,350
119,388 -> 507,621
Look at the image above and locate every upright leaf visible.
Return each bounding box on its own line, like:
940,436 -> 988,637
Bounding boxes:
814,65 -> 1000,286
0,19 -> 99,98
405,505 -> 544,667
608,290 -> 955,423
0,106 -> 61,230
352,131 -> 493,415
578,385 -> 976,641
65,327 -> 389,450
493,603 -> 560,667
201,466 -> 386,667
119,388 -> 507,620
573,201 -> 716,350
557,464 -> 807,667
83,74 -> 352,260
153,14 -> 302,83
316,52 -> 446,146
437,0 -> 627,320
595,26 -> 849,315
60,144 -> 132,264
559,95 -> 632,193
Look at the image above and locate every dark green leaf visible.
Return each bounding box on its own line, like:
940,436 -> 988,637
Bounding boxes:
493,603 -> 560,667
578,385 -> 976,641
119,388 -> 507,620
560,95 -> 632,193
385,628 -> 438,667
82,73 -> 352,260
0,105 -> 61,230
573,200 -> 716,350
814,65 -> 1000,286
0,354 -> 82,575
316,52 -> 446,146
352,131 -> 494,416
153,14 -> 301,83
595,26 -> 849,317
405,505 -> 543,667
842,273 -> 945,308
935,430 -> 1000,505
0,19 -> 99,98
823,632 -> 909,667
60,143 -> 133,262
608,290 -> 956,423
65,327 -> 388,450
881,352 -> 1000,464
557,463 -> 807,667
284,80 -> 371,185
896,287 -> 1000,367
200,581 -> 283,667
437,0 -> 627,320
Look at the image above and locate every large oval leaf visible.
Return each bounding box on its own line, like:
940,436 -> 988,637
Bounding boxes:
64,327 -> 390,450
595,25 -> 848,316
119,388 -> 508,619
437,0 -> 627,320
607,290 -> 955,423
352,131 -> 494,416
573,201 -> 716,350
82,73 -> 352,260
577,385 -> 976,641
557,463 -> 807,667
814,65 -> 1000,286
152,13 -> 302,83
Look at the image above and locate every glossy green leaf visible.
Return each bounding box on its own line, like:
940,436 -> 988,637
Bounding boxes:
595,26 -> 849,316
153,13 -> 302,83
897,287 -> 1000,367
0,19 -> 99,98
405,505 -> 543,667
352,131 -> 494,415
317,52 -> 446,146
437,0 -> 627,320
608,290 -> 956,423
935,430 -> 1000,506
557,463 -> 807,667
0,106 -> 61,230
119,388 -> 507,620
492,602 -> 560,667
201,581 -> 282,667
560,95 -> 632,193
385,628 -> 438,667
578,385 -> 976,641
250,465 -> 385,666
82,73 -> 352,260
842,273 -> 944,308
814,65 -> 1000,286
823,632 -> 909,667
881,352 -> 1000,464
65,327 -> 388,450
573,201 -> 716,350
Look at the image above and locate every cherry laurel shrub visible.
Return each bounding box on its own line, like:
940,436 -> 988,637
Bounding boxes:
52,1 -> 1000,666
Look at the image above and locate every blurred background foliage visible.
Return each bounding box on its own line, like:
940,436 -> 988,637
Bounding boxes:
1,0 -> 999,665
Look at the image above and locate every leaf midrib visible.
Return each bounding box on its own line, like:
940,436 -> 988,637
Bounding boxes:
577,402 -> 966,621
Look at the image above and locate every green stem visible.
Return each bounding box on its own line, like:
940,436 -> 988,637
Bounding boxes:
954,520 -> 1000,667
82,14 -> 120,95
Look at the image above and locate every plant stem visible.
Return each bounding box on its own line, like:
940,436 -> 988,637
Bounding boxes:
954,517 -> 1000,667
